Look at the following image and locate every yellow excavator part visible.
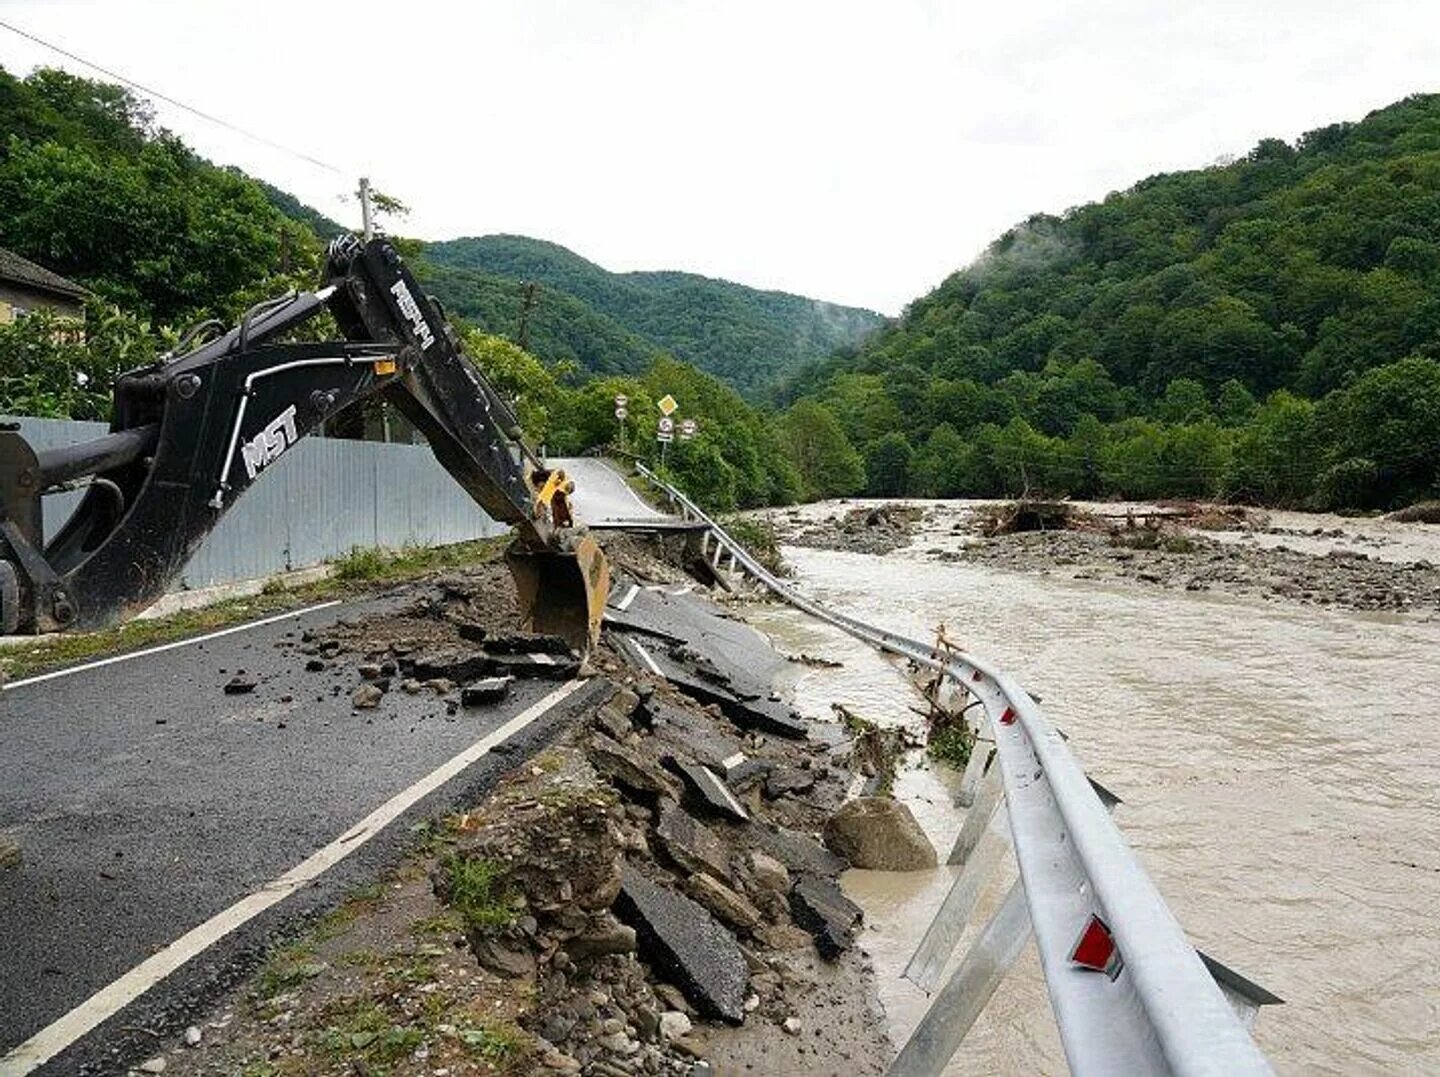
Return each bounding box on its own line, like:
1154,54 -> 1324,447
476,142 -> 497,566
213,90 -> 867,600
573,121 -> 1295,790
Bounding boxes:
505,532 -> 610,654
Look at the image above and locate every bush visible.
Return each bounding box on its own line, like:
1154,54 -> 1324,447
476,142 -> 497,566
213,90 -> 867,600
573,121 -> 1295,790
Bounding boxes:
1310,457 -> 1381,510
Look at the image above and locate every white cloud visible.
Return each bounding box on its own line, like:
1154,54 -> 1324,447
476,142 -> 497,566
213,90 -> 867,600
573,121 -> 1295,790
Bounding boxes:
3,0 -> 1438,313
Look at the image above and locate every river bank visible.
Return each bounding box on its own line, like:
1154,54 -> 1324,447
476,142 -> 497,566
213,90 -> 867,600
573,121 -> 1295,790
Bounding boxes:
757,497 -> 1440,616
732,498 -> 1440,1074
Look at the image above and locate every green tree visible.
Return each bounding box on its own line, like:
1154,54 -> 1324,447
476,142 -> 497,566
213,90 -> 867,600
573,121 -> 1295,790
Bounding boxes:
775,400 -> 864,499
864,433 -> 913,496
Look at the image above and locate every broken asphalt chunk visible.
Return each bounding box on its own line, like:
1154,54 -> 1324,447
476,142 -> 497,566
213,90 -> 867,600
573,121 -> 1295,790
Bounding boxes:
764,766 -> 817,800
613,866 -> 749,1023
223,675 -> 256,695
587,738 -> 682,800
789,874 -> 863,959
748,821 -> 848,878
653,801 -> 732,880
602,608 -> 686,645
481,632 -> 573,657
669,759 -> 750,822
407,649 -> 492,684
461,677 -> 512,706
485,651 -> 579,681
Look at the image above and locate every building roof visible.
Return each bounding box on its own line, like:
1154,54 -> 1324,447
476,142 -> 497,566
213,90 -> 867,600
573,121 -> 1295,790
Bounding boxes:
0,247 -> 88,301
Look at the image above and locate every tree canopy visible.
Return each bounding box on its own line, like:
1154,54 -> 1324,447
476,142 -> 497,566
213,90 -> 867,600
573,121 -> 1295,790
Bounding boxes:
776,93 -> 1440,509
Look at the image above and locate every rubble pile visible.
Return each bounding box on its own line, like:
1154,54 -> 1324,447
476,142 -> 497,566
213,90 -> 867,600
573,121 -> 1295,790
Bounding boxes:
403,659 -> 885,1074
782,503 -> 924,556
169,547 -> 899,1075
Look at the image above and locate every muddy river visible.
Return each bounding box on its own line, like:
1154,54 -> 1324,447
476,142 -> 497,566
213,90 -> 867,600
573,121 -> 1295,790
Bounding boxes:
743,520 -> 1440,1075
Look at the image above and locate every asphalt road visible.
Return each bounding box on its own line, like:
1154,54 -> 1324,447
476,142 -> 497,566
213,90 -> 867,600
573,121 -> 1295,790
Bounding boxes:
0,596 -> 604,1075
549,458 -> 668,527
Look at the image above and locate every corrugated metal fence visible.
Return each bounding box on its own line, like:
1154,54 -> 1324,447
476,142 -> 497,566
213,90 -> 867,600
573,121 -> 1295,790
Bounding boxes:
4,416 -> 507,592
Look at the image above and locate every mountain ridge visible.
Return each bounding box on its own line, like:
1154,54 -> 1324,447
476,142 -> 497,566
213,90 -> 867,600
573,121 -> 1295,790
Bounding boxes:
423,234 -> 884,398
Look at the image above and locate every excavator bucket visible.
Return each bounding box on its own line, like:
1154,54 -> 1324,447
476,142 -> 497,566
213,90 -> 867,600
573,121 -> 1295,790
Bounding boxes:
505,533 -> 610,654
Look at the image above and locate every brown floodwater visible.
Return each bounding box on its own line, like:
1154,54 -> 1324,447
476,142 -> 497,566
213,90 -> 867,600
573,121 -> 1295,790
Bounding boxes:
742,539 -> 1440,1076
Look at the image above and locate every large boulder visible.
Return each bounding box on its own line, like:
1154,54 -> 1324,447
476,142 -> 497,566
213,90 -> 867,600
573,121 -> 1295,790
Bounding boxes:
822,797 -> 937,871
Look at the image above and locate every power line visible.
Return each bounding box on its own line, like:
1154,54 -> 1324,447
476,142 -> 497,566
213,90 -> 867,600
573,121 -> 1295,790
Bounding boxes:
0,17 -> 346,176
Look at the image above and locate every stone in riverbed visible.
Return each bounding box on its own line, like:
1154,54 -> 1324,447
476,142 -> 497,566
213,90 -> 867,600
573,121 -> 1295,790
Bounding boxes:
352,682 -> 384,709
822,796 -> 937,870
613,866 -> 748,1023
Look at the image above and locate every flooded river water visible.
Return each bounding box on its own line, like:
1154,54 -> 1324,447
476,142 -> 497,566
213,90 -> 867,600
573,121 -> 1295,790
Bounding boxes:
742,532 -> 1440,1075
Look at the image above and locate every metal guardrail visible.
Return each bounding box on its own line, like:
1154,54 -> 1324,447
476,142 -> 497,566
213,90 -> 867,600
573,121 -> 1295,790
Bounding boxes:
631,463 -> 1275,1077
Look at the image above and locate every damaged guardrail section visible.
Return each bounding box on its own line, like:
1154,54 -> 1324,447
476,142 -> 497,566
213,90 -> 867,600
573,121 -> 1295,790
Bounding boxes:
633,463 -> 1274,1077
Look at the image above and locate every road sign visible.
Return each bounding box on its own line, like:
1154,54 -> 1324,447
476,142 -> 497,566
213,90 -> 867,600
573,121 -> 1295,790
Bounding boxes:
657,394 -> 678,417
679,418 -> 697,441
656,416 -> 674,443
614,393 -> 629,408
615,406 -> 628,420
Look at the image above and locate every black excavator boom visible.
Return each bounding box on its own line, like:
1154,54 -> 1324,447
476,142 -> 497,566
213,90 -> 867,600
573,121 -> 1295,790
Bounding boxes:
0,236 -> 608,648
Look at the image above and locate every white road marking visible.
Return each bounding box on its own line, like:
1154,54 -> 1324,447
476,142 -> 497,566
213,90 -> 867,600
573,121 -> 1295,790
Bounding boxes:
0,678 -> 588,1076
1,601 -> 344,693
614,584 -> 640,612
629,638 -> 665,678
698,766 -> 750,819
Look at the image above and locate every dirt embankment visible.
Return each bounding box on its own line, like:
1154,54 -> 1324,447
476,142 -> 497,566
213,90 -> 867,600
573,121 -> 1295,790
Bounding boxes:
922,503 -> 1440,614
154,536 -> 894,1077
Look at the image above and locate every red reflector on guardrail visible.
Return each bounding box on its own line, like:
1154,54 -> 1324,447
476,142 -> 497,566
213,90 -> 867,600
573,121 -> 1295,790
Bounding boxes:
1000,706 -> 1016,725
971,670 -> 983,682
1070,914 -> 1123,979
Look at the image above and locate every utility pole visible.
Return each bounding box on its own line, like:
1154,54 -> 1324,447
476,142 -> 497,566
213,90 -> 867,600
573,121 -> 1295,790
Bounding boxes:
358,176 -> 374,241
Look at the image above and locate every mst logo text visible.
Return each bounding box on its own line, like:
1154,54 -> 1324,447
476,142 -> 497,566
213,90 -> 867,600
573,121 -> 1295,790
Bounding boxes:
240,404 -> 298,480
390,280 -> 436,350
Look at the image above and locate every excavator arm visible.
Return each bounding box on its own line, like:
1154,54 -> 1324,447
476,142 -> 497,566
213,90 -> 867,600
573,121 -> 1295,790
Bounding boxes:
0,236 -> 609,649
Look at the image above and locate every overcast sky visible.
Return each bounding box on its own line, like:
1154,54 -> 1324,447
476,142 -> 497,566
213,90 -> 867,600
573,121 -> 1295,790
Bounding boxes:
3,1 -> 1438,313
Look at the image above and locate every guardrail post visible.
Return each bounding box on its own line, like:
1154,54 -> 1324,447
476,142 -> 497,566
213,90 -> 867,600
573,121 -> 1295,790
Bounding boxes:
904,809 -> 1012,991
890,880 -> 1032,1077
956,730 -> 992,808
948,760 -> 1003,865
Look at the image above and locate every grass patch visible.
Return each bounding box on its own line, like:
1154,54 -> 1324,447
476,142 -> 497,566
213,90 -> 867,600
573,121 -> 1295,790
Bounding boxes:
317,999 -> 425,1067
440,855 -> 518,932
457,1022 -> 528,1063
0,536 -> 507,681
928,724 -> 974,769
412,911 -> 464,937
254,944 -> 326,1001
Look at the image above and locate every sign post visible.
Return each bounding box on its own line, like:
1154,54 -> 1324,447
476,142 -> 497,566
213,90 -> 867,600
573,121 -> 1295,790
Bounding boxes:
655,394 -> 678,466
614,393 -> 629,452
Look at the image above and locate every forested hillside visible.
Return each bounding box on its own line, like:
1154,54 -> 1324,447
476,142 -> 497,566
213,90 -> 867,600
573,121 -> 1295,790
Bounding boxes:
415,262 -> 661,376
779,94 -> 1440,510
0,65 -> 797,509
425,235 -> 884,398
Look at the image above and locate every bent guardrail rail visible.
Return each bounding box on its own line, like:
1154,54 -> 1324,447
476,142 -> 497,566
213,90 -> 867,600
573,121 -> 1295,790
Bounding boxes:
631,462 -> 1275,1077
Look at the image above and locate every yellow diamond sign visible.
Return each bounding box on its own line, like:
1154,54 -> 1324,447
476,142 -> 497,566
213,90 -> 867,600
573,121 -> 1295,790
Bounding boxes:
657,394 -> 678,416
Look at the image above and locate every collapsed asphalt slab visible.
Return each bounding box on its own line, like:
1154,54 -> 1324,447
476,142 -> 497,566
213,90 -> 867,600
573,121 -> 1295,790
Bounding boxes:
130,534 -> 893,1076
